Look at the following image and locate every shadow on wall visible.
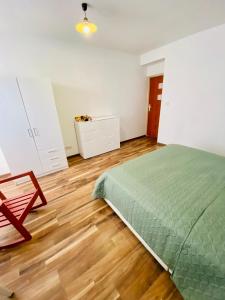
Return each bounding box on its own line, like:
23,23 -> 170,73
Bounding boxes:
52,83 -> 113,156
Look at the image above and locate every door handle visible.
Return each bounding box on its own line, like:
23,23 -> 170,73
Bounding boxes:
27,128 -> 33,138
148,104 -> 151,112
33,128 -> 39,136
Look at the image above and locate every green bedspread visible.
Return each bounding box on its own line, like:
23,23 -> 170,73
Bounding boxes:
92,145 -> 225,300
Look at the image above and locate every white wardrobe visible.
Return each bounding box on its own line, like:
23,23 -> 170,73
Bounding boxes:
0,77 -> 68,177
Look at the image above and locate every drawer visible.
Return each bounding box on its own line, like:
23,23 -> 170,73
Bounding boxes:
79,129 -> 99,141
96,118 -> 119,131
42,159 -> 68,173
39,149 -> 67,161
76,121 -> 97,132
81,140 -> 102,158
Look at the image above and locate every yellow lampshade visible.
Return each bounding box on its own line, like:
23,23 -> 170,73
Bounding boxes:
76,20 -> 97,34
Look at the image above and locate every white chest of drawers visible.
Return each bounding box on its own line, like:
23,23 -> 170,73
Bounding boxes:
75,116 -> 120,159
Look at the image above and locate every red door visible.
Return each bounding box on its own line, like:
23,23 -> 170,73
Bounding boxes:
147,75 -> 163,138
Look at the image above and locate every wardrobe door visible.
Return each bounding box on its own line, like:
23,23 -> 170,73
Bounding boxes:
17,78 -> 65,151
0,78 -> 43,176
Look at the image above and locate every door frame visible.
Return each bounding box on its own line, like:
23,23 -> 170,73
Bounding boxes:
146,74 -> 164,140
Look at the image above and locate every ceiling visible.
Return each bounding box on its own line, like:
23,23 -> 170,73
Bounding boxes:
1,0 -> 225,54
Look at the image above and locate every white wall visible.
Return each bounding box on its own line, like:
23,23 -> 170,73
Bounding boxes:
141,24 -> 225,156
0,148 -> 9,175
146,60 -> 165,77
0,35 -> 147,160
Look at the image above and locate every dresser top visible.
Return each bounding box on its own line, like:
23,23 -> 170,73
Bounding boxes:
75,115 -> 118,123
92,115 -> 118,121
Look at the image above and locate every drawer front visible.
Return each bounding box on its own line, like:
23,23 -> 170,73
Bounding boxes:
81,140 -> 103,158
42,159 -> 68,173
96,118 -> 119,131
79,129 -> 98,141
76,121 -> 97,132
78,118 -> 119,141
39,148 -> 66,159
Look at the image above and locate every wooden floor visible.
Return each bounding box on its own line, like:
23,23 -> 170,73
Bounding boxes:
0,137 -> 183,300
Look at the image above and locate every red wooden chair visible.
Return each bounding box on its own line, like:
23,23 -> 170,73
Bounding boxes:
0,171 -> 47,250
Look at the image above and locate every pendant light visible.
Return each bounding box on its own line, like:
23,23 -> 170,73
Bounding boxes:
75,3 -> 97,35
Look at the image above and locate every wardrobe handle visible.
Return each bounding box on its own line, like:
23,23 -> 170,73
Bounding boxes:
33,128 -> 39,136
50,156 -> 60,160
48,149 -> 57,153
27,128 -> 33,138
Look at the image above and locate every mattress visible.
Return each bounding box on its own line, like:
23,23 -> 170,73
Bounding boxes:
93,145 -> 225,300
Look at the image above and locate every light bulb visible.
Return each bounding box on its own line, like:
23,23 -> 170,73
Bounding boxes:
76,20 -> 97,35
83,25 -> 90,34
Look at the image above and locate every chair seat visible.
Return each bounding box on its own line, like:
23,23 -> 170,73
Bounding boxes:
0,192 -> 36,228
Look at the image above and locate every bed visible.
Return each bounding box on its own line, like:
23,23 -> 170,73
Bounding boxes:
93,145 -> 225,300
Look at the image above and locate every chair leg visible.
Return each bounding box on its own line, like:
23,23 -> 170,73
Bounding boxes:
29,171 -> 47,209
0,205 -> 32,250
0,224 -> 32,250
0,285 -> 14,298
14,221 -> 32,241
31,191 -> 47,210
38,189 -> 47,206
0,191 -> 6,200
